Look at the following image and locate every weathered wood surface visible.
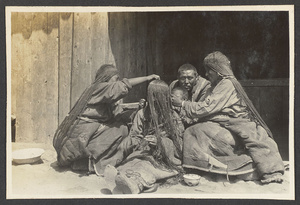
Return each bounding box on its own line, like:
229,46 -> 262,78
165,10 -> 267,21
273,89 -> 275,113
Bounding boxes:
239,79 -> 289,87
11,12 -> 59,143
109,12 -> 149,102
71,13 -> 93,107
11,12 -> 116,143
58,13 -> 73,124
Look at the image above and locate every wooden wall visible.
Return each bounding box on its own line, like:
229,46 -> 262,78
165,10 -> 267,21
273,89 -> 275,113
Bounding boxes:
11,13 -> 60,144
11,12 -> 115,143
108,12 -> 153,102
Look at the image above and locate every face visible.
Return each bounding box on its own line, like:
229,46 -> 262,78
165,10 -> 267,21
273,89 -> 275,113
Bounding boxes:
171,90 -> 186,101
108,74 -> 120,83
178,70 -> 197,92
205,67 -> 220,86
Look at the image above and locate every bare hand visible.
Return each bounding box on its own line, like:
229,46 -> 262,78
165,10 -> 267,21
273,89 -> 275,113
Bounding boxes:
147,74 -> 160,81
171,94 -> 183,107
144,135 -> 157,146
138,99 -> 146,108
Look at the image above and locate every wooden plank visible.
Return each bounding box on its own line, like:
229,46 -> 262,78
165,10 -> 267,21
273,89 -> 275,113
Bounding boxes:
155,13 -> 164,80
90,12 -> 114,79
243,87 -> 261,114
108,12 -> 120,69
145,13 -> 154,77
121,13 -> 130,79
12,12 -> 60,143
125,12 -> 138,102
239,78 -> 289,87
106,13 -> 116,64
44,12 -> 59,144
16,12 -> 34,142
258,86 -> 289,160
71,12 -> 92,107
11,13 -> 20,121
30,12 -> 48,143
135,13 -> 148,100
28,12 -> 59,144
259,87 -> 287,127
58,12 -> 73,124
11,13 -> 25,142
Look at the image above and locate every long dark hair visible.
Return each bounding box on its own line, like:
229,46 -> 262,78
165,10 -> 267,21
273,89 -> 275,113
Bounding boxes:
146,80 -> 183,171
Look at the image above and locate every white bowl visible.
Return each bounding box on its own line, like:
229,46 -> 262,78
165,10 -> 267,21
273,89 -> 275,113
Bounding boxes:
183,174 -> 201,186
12,148 -> 45,164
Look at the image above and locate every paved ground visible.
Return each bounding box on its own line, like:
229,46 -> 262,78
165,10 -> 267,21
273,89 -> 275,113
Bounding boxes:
7,142 -> 294,200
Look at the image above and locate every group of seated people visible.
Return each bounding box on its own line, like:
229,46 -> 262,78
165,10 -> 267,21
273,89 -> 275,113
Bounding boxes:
53,51 -> 285,194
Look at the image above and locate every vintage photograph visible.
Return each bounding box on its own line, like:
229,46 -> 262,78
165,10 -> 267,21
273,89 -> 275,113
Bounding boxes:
6,5 -> 294,199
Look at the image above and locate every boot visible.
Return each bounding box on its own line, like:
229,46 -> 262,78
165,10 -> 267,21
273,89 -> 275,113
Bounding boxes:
103,164 -> 119,190
114,157 -> 177,194
114,172 -> 144,194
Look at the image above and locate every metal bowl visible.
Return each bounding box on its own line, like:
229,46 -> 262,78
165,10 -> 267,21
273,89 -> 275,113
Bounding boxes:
183,174 -> 201,186
12,148 -> 45,164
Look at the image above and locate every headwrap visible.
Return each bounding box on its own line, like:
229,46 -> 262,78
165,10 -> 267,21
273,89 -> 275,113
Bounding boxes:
204,51 -> 273,139
53,64 -> 119,156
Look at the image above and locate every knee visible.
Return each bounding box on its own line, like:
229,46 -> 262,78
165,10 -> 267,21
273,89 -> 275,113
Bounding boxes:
121,125 -> 129,138
113,122 -> 129,137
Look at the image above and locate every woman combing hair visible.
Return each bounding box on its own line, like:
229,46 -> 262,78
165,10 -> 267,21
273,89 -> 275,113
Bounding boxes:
53,64 -> 160,175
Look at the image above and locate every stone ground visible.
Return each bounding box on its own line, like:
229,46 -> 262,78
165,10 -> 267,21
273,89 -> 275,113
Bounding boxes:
7,142 -> 293,200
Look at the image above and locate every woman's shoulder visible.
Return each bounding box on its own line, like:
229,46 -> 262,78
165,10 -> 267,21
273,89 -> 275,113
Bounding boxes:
218,78 -> 235,88
212,78 -> 235,94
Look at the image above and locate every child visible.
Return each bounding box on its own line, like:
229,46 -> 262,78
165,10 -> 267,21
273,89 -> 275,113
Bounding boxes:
171,87 -> 199,128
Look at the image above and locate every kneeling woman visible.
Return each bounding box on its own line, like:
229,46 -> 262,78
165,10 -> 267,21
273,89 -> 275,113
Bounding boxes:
104,80 -> 185,194
53,64 -> 159,175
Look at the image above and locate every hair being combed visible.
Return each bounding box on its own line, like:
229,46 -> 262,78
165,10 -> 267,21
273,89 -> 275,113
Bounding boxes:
147,80 -> 183,171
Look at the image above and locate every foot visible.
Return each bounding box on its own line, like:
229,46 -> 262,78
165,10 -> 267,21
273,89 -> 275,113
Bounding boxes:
114,173 -> 143,194
103,165 -> 119,190
261,172 -> 283,184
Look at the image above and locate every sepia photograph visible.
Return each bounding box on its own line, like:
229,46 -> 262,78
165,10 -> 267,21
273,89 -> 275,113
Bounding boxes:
6,5 -> 295,200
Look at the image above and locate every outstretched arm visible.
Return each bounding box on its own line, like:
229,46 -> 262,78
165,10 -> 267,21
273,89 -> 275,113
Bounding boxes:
128,74 -> 160,87
172,79 -> 238,119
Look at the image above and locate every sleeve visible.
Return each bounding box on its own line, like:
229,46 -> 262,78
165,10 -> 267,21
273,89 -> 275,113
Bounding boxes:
128,109 -> 145,138
88,78 -> 132,105
183,79 -> 237,119
198,79 -> 211,101
172,111 -> 185,138
193,76 -> 211,102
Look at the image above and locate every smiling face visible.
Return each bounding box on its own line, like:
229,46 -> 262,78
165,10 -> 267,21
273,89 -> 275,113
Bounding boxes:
178,70 -> 198,92
205,66 -> 221,86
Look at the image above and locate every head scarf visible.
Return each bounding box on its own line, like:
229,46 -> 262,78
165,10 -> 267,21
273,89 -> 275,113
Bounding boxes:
204,51 -> 273,139
53,64 -> 119,156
